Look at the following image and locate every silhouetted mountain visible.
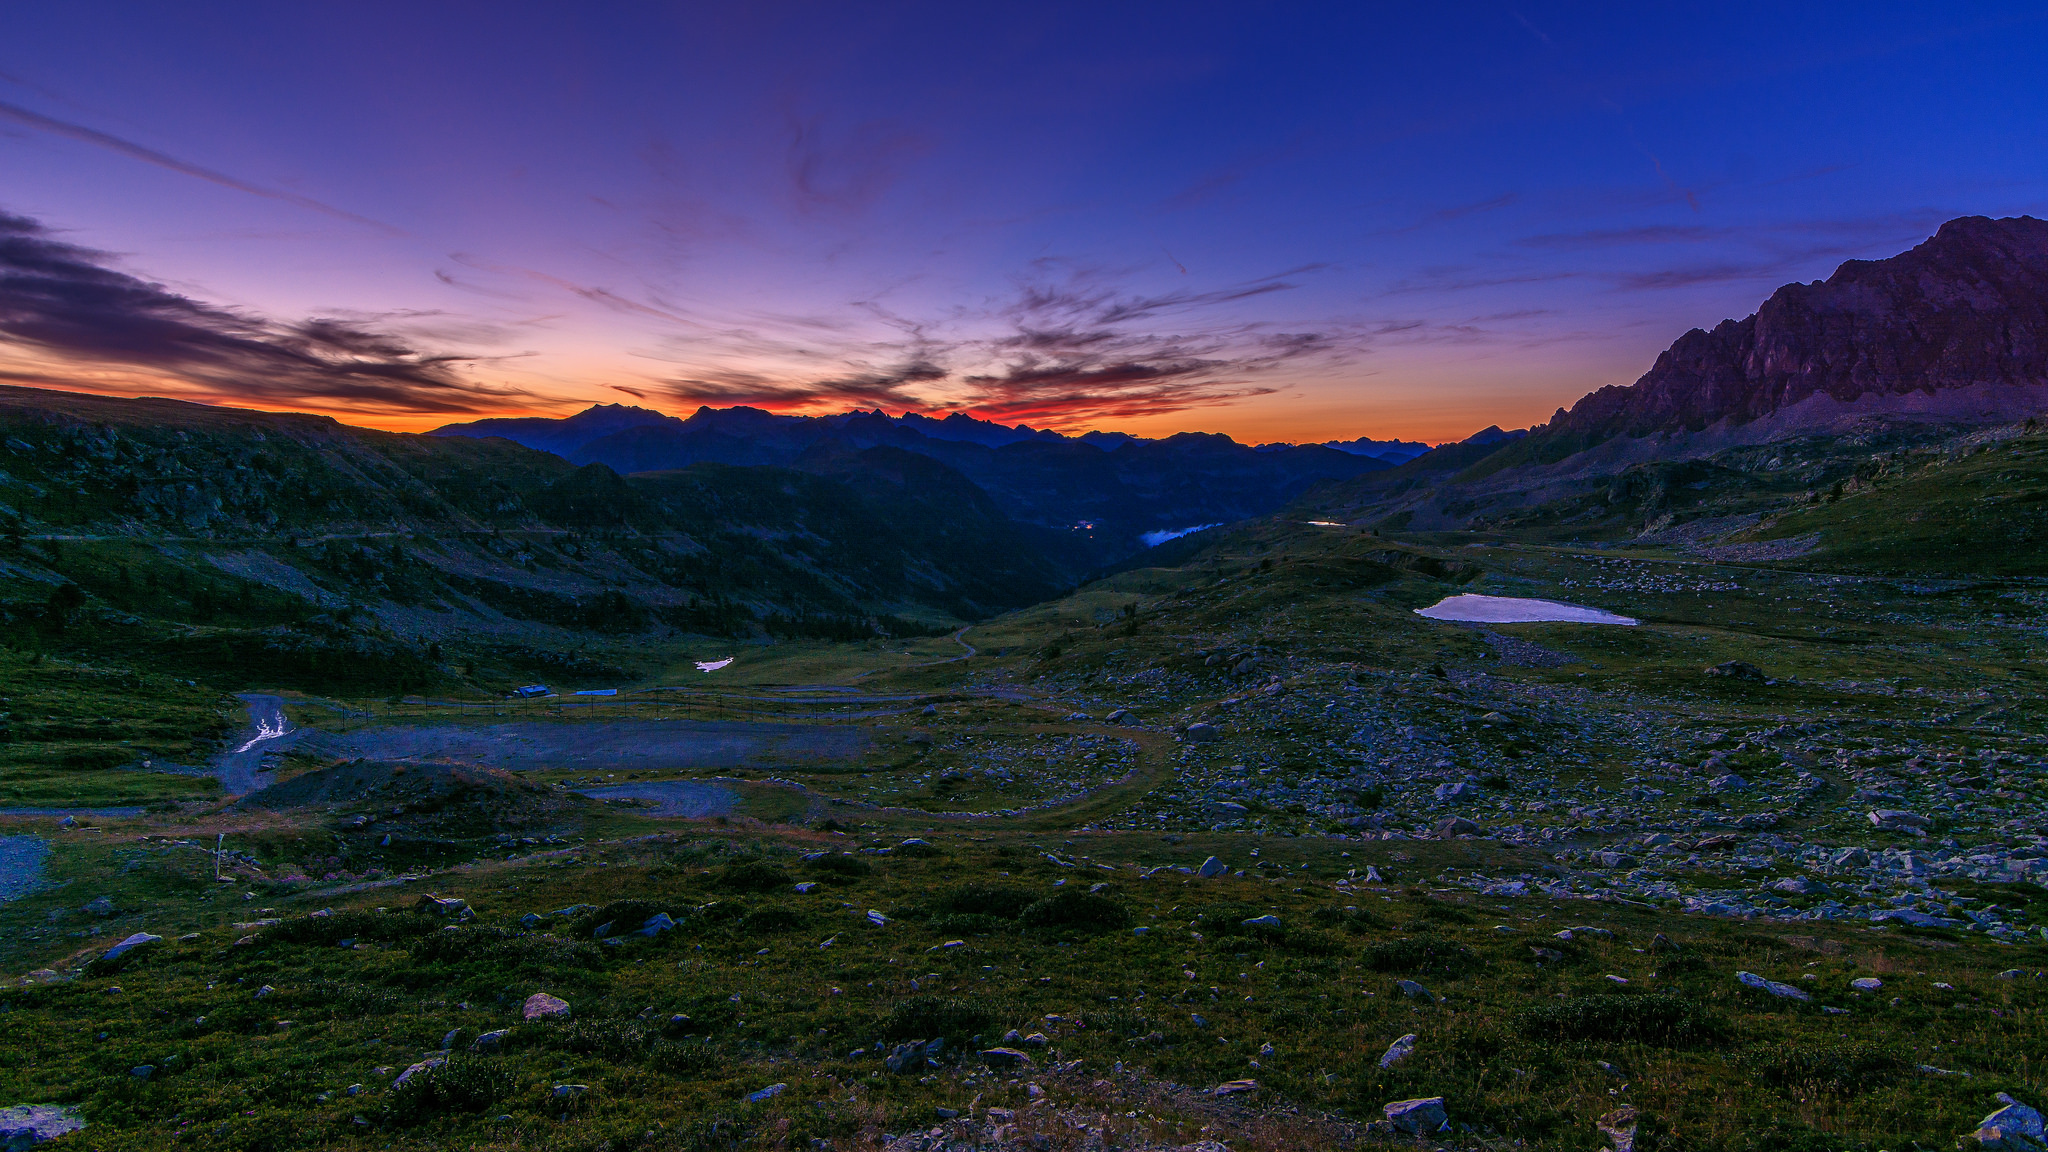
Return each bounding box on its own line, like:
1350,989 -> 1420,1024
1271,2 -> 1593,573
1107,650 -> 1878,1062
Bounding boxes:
1459,426 -> 1527,447
434,405 -> 1392,563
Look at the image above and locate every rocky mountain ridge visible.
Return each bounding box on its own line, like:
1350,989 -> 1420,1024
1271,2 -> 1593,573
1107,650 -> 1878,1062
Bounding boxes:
434,404 -> 1392,564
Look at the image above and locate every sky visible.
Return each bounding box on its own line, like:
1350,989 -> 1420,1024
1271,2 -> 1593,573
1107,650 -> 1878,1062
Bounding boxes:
2,3 -> 2045,444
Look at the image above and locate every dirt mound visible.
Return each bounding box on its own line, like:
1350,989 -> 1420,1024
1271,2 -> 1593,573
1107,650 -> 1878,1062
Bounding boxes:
237,760 -> 590,836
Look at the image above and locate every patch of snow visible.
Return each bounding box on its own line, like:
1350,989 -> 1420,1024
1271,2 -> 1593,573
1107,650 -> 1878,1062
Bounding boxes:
1141,524 -> 1221,548
1414,594 -> 1637,626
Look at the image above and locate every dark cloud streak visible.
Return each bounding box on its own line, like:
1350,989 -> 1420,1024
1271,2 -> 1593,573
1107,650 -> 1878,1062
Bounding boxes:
0,209 -> 520,414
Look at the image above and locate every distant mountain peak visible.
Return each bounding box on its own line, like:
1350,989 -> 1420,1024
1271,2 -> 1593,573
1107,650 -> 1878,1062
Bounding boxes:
1548,214 -> 2048,442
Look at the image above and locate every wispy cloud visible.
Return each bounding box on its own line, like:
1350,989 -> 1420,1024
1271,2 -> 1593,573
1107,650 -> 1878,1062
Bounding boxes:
0,209 -> 524,414
0,99 -> 398,234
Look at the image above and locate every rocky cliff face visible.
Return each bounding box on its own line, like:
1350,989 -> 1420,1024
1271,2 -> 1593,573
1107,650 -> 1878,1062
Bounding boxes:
1554,215 -> 2048,439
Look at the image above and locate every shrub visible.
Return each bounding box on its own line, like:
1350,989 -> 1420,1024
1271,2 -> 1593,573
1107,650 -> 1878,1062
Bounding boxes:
1516,993 -> 1722,1046
933,884 -> 1036,920
1309,906 -> 1384,933
929,913 -> 1009,935
1359,936 -> 1479,975
882,995 -> 993,1043
551,1017 -> 652,1061
379,1056 -> 517,1124
805,854 -> 871,878
261,910 -> 442,947
739,906 -> 804,934
1018,890 -> 1130,934
573,899 -> 676,939
1733,1042 -> 1907,1095
713,861 -> 793,893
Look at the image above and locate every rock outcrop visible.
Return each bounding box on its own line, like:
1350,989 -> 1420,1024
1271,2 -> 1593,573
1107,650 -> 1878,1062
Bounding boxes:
1550,215 -> 2048,441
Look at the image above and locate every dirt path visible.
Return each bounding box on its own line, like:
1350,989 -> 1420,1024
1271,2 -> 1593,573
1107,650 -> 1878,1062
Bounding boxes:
0,835 -> 52,903
301,718 -> 868,773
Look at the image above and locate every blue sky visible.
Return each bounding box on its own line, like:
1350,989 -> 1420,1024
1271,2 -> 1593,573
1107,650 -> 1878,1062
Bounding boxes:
3,2 -> 2044,441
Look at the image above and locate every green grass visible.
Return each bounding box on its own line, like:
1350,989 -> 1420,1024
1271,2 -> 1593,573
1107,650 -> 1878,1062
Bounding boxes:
1,831 -> 2039,1151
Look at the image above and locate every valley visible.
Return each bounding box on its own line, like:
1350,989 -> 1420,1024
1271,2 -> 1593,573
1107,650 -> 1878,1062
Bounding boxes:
6,217 -> 2048,1151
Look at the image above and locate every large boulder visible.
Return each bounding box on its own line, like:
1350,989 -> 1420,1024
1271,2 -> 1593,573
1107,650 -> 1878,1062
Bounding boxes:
1383,1097 -> 1448,1135
523,992 -> 572,1020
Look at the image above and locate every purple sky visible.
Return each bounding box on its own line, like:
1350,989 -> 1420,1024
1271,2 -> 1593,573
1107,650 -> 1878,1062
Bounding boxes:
3,2 -> 2045,442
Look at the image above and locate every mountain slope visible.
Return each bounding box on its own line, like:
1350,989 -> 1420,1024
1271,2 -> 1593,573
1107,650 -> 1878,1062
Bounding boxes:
0,385 -> 1076,693
434,404 -> 1390,562
1301,215 -> 2048,545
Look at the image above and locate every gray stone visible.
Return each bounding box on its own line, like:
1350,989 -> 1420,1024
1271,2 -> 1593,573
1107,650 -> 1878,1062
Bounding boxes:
1383,1096 -> 1448,1135
1736,970 -> 1811,1001
392,1058 -> 445,1088
99,932 -> 161,964
1395,979 -> 1436,1003
746,1084 -> 787,1104
414,893 -> 470,917
1184,723 -> 1223,743
1378,1033 -> 1417,1068
1240,914 -> 1281,929
471,1029 -> 511,1051
1597,1105 -> 1639,1152
1870,810 -> 1932,834
129,1066 -> 153,1081
0,1104 -> 86,1148
550,1084 -> 588,1099
1198,856 -> 1228,878
883,1041 -> 927,1075
639,913 -> 675,937
981,1047 -> 1033,1068
1979,1095 -> 2046,1142
523,992 -> 571,1020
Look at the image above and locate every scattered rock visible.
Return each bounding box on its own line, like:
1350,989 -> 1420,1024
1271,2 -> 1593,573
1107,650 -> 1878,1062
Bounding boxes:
1736,970 -> 1811,1001
746,1084 -> 787,1104
1850,978 -> 1882,992
1383,1096 -> 1448,1135
981,1048 -> 1033,1069
0,1104 -> 86,1147
1183,723 -> 1224,743
1198,856 -> 1228,879
1870,810 -> 1932,835
1240,914 -> 1281,929
414,894 -> 471,918
1706,661 -> 1767,682
1435,817 -> 1481,838
471,1029 -> 511,1051
523,993 -> 571,1021
1972,1093 -> 2047,1149
1378,1033 -> 1417,1068
1394,979 -> 1436,1003
95,932 -> 161,966
1207,1080 -> 1258,1097
392,1058 -> 446,1088
1597,1105 -> 1639,1152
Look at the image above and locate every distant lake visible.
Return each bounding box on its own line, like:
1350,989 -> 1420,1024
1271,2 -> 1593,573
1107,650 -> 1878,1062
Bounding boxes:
1416,594 -> 1638,626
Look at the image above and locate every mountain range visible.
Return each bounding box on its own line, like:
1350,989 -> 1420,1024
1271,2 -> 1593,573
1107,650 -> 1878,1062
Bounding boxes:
430,406 -> 1404,565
